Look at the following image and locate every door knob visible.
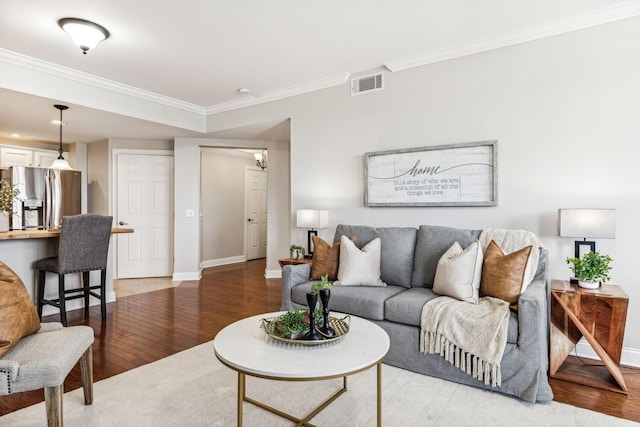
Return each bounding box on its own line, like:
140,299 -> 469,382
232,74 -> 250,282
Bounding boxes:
119,221 -> 128,226
247,218 -> 254,222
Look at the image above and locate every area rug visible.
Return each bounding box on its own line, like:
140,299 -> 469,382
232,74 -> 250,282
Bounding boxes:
1,342 -> 637,426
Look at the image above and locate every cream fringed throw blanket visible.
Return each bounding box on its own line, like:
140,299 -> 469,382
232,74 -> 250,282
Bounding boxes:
420,296 -> 510,387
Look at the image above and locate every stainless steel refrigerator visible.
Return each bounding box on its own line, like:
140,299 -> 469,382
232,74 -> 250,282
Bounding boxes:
3,166 -> 81,230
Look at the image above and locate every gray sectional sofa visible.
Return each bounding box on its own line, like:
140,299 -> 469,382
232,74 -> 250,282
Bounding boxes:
281,224 -> 553,403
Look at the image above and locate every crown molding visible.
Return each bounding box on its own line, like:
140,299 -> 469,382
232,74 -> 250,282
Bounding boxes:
0,48 -> 206,115
205,72 -> 350,115
383,0 -> 640,72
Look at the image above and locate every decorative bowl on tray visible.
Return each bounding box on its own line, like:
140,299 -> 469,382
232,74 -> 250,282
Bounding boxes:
261,313 -> 350,346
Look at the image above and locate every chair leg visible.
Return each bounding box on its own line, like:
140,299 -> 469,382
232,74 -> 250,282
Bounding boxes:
80,344 -> 94,405
83,271 -> 90,316
100,269 -> 107,320
44,384 -> 63,427
36,269 -> 45,319
58,274 -> 67,327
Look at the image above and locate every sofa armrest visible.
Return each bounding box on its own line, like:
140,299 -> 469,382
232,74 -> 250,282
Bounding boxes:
281,263 -> 312,311
517,278 -> 550,369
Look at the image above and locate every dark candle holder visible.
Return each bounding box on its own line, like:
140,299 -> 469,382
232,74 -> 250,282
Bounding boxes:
303,292 -> 323,341
318,288 -> 335,337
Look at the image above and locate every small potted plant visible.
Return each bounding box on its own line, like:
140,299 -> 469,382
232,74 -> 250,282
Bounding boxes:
0,179 -> 19,232
310,274 -> 332,293
311,275 -> 334,336
289,244 -> 305,260
566,251 -> 613,289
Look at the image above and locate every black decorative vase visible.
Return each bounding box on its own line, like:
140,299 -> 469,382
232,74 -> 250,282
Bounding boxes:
318,288 -> 335,337
303,292 -> 323,341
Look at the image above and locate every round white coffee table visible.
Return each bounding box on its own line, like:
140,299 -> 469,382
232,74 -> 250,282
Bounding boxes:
213,312 -> 390,427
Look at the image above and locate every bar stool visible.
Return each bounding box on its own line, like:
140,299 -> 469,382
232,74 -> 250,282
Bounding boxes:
35,214 -> 113,326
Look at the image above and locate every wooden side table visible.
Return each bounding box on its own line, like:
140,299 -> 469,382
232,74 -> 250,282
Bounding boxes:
550,279 -> 628,394
278,258 -> 312,268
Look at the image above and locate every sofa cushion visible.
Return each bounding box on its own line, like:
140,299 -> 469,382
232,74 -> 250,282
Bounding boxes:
480,240 -> 532,308
411,225 -> 481,288
310,235 -> 355,281
384,287 -> 440,326
335,237 -> 385,287
433,240 -> 483,304
334,224 -> 416,288
291,282 -> 405,321
0,261 -> 41,357
384,287 -> 519,344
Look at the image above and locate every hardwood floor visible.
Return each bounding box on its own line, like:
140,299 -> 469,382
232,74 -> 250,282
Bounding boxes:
1,259 -> 639,423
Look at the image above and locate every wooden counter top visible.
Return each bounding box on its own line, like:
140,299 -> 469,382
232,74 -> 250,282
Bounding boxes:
0,228 -> 134,240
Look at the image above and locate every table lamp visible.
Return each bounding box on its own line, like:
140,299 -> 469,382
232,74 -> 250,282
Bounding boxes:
559,209 -> 615,282
296,209 -> 329,258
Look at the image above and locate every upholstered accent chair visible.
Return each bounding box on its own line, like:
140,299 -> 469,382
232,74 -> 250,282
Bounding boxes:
0,323 -> 95,426
0,259 -> 95,426
35,214 -> 113,326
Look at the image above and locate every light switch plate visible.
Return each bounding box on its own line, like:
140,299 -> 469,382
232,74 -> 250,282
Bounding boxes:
186,209 -> 195,218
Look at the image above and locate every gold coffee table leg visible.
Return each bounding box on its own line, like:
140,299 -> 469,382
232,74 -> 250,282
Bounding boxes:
237,372 -> 245,426
239,375 -> 348,427
377,362 -> 382,426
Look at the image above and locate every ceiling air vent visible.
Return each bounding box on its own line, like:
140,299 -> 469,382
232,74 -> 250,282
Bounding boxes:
351,72 -> 384,96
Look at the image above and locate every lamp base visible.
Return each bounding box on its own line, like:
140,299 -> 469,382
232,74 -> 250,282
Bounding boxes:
307,229 -> 318,258
574,240 -> 595,259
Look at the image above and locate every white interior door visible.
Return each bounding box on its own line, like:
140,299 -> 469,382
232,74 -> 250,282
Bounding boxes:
245,168 -> 267,260
116,153 -> 174,278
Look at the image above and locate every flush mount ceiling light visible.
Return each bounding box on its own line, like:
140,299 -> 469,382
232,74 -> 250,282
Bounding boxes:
50,105 -> 73,170
58,18 -> 110,54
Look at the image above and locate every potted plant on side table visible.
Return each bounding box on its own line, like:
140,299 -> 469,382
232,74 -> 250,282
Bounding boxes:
566,250 -> 613,289
289,244 -> 305,260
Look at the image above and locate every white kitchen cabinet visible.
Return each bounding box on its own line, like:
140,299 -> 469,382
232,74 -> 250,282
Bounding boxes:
0,146 -> 34,167
34,150 -> 62,168
0,145 -> 66,169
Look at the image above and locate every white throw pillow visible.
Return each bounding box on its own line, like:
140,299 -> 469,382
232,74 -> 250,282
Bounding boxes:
433,240 -> 483,304
334,236 -> 386,287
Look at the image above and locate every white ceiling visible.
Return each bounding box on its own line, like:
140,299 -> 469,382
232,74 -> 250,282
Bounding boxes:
1,0 -> 638,144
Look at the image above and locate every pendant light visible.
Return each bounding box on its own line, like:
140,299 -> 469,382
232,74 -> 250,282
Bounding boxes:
50,105 -> 73,170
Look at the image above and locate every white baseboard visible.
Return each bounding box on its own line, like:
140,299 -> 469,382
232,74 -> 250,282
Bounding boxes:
265,268 -> 282,279
172,271 -> 202,281
575,339 -> 640,368
200,256 -> 245,269
41,291 -> 116,317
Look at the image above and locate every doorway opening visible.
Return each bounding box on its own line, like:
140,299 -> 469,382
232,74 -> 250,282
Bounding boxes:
200,148 -> 267,269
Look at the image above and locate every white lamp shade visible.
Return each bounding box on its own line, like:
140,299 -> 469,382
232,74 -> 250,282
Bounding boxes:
296,209 -> 329,229
50,157 -> 73,170
558,209 -> 616,239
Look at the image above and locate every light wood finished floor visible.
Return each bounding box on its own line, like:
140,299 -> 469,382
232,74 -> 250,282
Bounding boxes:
113,276 -> 179,298
1,259 -> 639,422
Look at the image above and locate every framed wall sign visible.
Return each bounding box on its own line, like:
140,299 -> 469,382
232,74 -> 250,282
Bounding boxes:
364,140 -> 498,207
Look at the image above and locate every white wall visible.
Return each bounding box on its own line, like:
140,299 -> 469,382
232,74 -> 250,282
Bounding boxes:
188,17 -> 640,362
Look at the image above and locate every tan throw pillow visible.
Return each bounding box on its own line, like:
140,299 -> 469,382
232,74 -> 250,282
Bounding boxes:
0,261 -> 41,357
310,235 -> 355,281
480,240 -> 532,308
334,236 -> 386,287
433,241 -> 483,304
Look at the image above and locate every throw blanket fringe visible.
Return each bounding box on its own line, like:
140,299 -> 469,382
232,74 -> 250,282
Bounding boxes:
420,296 -> 509,388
